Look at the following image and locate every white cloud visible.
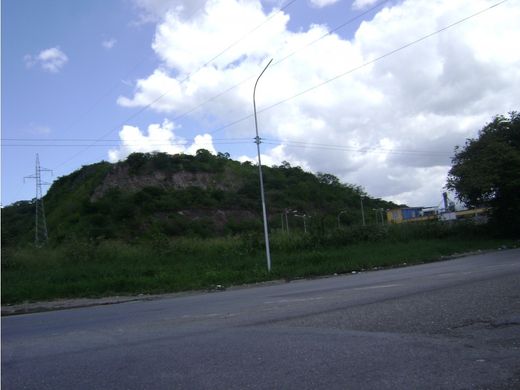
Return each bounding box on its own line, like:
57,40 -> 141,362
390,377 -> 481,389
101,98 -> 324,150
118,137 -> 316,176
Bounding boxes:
185,134 -> 217,155
238,144 -> 311,170
102,38 -> 117,49
119,0 -> 520,206
21,123 -> 52,135
310,0 -> 340,9
352,0 -> 379,10
108,119 -> 216,162
24,47 -> 68,73
31,125 -> 52,135
131,0 -> 207,23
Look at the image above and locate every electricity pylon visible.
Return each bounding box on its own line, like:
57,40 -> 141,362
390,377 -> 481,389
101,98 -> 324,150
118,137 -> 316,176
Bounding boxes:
24,154 -> 52,246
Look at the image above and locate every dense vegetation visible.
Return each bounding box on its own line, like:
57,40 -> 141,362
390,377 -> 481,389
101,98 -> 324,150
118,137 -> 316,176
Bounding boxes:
3,222 -> 513,303
2,150 -> 396,247
2,148 -> 516,304
447,112 -> 520,236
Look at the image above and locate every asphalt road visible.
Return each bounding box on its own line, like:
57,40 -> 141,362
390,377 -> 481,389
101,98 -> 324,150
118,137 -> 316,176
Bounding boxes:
2,249 -> 520,389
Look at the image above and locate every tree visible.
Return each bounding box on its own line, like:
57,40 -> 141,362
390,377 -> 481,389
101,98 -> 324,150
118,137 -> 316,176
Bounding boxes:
316,172 -> 340,186
446,112 -> 520,235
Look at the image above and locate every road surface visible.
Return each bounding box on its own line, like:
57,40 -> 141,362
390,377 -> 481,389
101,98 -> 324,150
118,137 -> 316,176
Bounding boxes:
2,249 -> 520,389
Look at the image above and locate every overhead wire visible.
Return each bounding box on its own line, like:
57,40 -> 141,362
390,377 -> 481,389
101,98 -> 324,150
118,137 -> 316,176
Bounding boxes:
2,142 -> 251,147
203,0 -> 508,136
13,1 -> 506,170
50,0 -> 300,172
1,137 -> 252,142
49,2 -> 209,146
16,0 -> 394,168
49,3 -> 206,150
1,137 -> 252,148
262,138 -> 452,156
1,136 -> 452,157
169,0 -> 392,123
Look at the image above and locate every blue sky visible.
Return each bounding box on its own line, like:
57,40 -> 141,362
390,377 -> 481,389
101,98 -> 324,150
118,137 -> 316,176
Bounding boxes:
2,0 -> 157,205
2,0 -> 519,207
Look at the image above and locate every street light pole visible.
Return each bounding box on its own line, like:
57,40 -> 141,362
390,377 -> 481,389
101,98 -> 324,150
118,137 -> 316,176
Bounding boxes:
253,58 -> 273,272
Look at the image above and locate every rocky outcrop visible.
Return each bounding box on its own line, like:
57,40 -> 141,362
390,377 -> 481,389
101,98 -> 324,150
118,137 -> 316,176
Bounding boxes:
91,165 -> 241,201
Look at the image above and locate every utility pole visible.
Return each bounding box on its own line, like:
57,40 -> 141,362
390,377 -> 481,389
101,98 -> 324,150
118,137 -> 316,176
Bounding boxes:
373,208 -> 383,225
24,154 -> 52,246
253,58 -> 273,272
337,210 -> 347,229
294,212 -> 308,233
360,196 -> 366,226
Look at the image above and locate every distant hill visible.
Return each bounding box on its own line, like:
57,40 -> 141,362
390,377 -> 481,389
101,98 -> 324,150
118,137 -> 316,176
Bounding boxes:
2,150 -> 398,246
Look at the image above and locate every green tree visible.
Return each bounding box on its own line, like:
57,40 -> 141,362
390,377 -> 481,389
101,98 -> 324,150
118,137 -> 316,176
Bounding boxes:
446,112 -> 520,235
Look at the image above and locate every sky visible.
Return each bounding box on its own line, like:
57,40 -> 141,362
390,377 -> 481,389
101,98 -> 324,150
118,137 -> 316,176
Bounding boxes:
2,0 -> 519,208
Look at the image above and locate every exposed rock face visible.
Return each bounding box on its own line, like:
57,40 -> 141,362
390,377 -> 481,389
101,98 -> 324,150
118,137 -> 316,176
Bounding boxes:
91,165 -> 241,201
174,209 -> 258,229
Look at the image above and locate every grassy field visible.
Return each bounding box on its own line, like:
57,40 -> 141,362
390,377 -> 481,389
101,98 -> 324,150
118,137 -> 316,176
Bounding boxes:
2,222 -> 517,304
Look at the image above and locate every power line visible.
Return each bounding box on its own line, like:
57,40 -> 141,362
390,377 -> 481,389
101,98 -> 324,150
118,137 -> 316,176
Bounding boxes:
200,0 -> 298,69
0,131 -> 456,156
26,0 -> 506,173
1,137 -> 453,157
50,2 -> 209,150
1,137 -> 251,142
1,136 -> 253,148
272,0 -> 392,65
50,0 -> 299,172
169,0 -> 392,123
263,138 -> 451,155
262,140 -> 451,157
204,0 -> 508,136
1,141 -> 251,147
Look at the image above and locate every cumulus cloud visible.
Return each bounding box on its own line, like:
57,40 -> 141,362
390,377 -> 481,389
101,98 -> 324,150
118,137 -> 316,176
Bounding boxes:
238,144 -> 311,170
108,119 -> 216,162
30,124 -> 52,135
118,0 -> 520,206
309,0 -> 340,8
131,0 -> 207,23
102,38 -> 117,49
24,47 -> 68,73
352,0 -> 379,10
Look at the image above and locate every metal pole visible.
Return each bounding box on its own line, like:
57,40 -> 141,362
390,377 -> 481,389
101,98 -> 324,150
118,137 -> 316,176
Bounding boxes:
253,58 -> 273,272
337,210 -> 345,229
360,197 -> 366,226
35,155 -> 40,246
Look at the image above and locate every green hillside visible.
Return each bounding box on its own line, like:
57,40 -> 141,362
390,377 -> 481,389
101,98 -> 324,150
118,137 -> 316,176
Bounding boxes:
2,150 -> 396,246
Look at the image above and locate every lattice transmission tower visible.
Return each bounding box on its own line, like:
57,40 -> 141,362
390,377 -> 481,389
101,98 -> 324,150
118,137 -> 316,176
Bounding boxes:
24,154 -> 52,246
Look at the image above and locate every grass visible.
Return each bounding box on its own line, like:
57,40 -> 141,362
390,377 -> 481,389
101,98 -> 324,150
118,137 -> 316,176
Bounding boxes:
2,227 -> 516,304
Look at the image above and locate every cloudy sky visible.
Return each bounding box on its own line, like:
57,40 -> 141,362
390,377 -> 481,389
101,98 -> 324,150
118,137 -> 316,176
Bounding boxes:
2,0 -> 519,207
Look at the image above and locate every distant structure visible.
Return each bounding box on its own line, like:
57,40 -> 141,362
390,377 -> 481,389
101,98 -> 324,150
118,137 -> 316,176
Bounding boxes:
24,154 -> 52,246
386,192 -> 488,224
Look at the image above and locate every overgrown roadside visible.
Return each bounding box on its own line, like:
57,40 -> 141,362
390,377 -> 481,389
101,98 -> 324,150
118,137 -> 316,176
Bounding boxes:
2,237 -> 517,316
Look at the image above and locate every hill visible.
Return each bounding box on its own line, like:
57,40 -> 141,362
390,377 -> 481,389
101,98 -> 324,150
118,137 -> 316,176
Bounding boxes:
2,150 -> 397,246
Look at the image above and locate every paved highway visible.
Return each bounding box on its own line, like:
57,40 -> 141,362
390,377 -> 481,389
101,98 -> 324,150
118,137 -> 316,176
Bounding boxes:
2,249 -> 520,389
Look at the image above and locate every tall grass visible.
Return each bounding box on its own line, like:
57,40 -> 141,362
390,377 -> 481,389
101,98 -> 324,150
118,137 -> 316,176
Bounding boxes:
2,222 -> 515,304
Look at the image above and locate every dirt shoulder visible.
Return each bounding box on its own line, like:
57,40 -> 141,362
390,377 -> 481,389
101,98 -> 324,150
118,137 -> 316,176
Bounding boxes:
1,280 -> 287,316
